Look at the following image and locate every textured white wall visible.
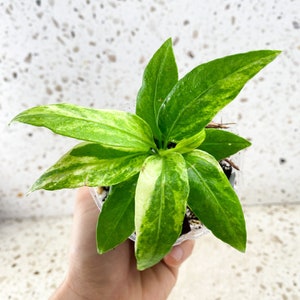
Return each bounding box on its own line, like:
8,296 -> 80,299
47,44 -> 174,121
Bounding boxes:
1,0 -> 299,218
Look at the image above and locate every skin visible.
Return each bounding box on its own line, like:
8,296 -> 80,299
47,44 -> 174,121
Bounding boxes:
50,187 -> 195,300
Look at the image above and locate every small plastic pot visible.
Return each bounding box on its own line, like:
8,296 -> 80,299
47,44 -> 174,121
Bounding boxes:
89,186 -> 210,246
90,160 -> 238,246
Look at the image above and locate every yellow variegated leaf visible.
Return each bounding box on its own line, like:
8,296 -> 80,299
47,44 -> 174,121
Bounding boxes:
12,103 -> 156,152
30,142 -> 148,192
135,152 -> 189,270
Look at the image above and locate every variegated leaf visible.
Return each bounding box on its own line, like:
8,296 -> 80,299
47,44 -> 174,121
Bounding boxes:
12,103 -> 156,152
135,152 -> 189,270
30,142 -> 148,192
158,50 -> 281,143
136,38 -> 178,141
184,150 -> 246,252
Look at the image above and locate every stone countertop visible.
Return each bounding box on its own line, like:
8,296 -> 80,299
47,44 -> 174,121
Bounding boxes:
1,204 -> 299,300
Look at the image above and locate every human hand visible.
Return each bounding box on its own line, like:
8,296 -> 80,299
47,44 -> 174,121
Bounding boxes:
50,187 -> 195,300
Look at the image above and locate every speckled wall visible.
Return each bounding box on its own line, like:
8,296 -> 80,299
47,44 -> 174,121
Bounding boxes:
1,1 -> 299,218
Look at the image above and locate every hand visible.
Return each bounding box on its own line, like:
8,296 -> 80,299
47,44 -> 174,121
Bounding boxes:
50,187 -> 195,300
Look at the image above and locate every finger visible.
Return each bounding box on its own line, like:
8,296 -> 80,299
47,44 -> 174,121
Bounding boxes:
65,188 -> 136,297
69,187 -> 100,257
163,240 -> 195,268
75,186 -> 98,217
69,187 -> 134,276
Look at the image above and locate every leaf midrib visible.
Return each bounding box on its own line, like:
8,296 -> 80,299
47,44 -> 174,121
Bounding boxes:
47,153 -> 146,170
156,173 -> 165,243
153,49 -> 169,140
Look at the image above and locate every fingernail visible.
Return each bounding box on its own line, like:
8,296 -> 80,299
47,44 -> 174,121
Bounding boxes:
170,246 -> 184,262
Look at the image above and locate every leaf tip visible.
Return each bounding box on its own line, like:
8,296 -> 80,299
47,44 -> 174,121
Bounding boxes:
8,114 -> 21,126
238,243 -> 247,253
136,261 -> 150,271
28,179 -> 44,194
268,49 -> 282,62
25,190 -> 32,196
27,185 -> 38,195
161,37 -> 175,50
97,247 -> 104,255
165,36 -> 172,43
274,50 -> 282,56
234,233 -> 247,253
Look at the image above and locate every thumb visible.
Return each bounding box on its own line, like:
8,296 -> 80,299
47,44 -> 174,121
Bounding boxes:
163,240 -> 195,267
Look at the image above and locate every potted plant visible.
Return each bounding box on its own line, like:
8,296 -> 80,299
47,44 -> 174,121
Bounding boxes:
11,38 -> 280,270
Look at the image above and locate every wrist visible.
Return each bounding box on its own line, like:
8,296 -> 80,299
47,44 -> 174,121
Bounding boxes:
49,280 -> 86,300
50,275 -> 116,300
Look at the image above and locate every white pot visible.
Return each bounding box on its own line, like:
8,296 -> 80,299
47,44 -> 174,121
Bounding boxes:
89,162 -> 238,246
89,186 -> 210,246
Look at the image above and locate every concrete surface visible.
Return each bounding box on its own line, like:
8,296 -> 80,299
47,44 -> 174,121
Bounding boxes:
1,203 -> 299,299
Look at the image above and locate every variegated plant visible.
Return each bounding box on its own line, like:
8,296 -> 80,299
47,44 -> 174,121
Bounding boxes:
11,39 -> 280,270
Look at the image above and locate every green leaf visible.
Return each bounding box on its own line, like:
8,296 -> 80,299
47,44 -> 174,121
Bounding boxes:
97,175 -> 138,253
30,142 -> 148,191
199,128 -> 251,160
174,129 -> 206,154
184,150 -> 246,252
135,152 -> 189,270
158,50 -> 281,143
136,38 -> 178,141
12,103 -> 156,152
